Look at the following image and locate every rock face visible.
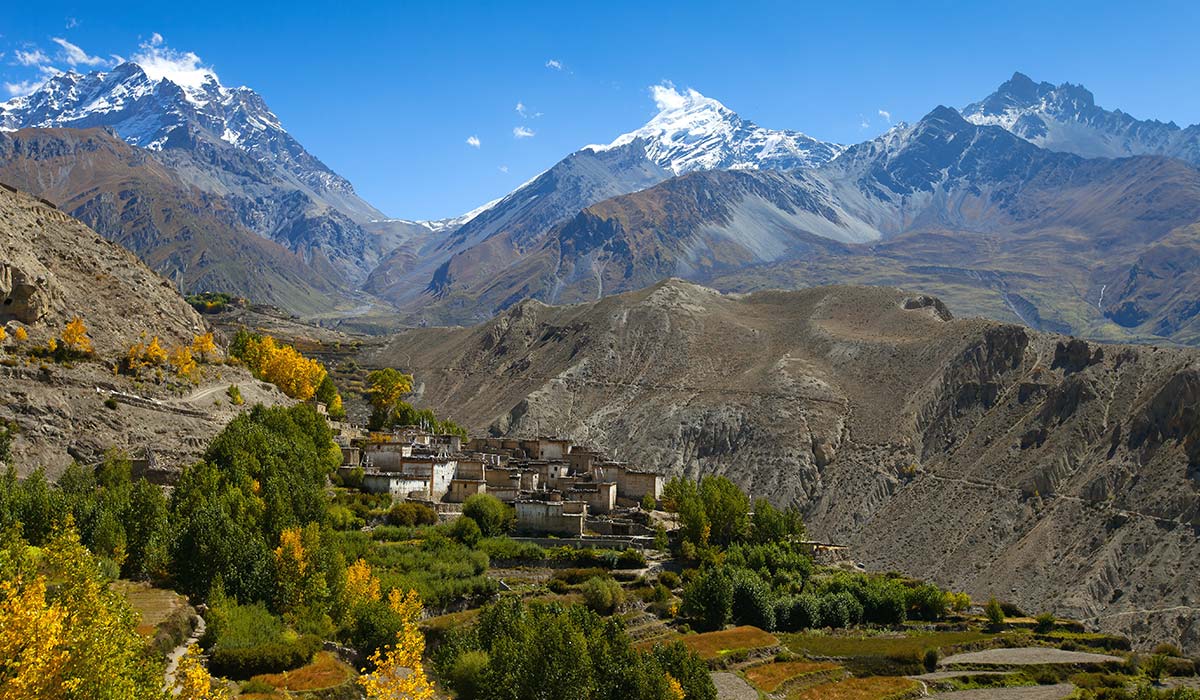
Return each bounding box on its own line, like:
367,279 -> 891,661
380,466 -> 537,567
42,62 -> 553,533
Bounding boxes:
372,279 -> 1200,651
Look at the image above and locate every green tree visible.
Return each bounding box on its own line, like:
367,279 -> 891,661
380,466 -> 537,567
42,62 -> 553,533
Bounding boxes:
462,494 -> 514,537
750,499 -> 806,544
682,567 -> 733,631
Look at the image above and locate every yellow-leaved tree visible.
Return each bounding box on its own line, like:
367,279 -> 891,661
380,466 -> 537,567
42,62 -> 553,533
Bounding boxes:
173,644 -> 230,700
359,588 -> 434,700
0,327 -> 6,343
61,317 -> 93,355
345,558 -> 381,606
191,332 -> 217,362
169,344 -> 198,380
0,575 -> 72,700
0,524 -> 166,699
13,326 -> 27,342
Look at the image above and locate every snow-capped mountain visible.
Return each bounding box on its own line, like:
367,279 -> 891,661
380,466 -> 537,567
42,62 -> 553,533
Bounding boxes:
0,61 -> 380,221
962,72 -> 1200,166
587,85 -> 844,174
0,62 -> 391,289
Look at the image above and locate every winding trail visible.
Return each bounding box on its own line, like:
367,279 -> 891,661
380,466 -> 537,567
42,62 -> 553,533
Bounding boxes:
163,612 -> 206,693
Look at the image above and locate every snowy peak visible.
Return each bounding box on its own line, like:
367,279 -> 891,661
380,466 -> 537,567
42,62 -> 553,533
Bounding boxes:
962,71 -> 1196,162
0,61 -> 367,208
588,84 -> 844,174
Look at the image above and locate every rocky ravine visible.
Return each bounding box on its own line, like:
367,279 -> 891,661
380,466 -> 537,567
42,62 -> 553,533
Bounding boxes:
372,278 -> 1200,651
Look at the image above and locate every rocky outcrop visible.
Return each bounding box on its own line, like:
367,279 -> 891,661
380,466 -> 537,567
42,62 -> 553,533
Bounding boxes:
0,262 -> 52,324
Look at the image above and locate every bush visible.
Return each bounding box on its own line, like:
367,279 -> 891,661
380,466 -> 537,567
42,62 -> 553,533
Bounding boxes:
208,634 -> 321,678
999,601 -> 1025,617
907,583 -> 948,621
552,568 -> 609,585
658,571 -> 681,589
1152,643 -> 1183,658
641,493 -> 657,511
240,679 -> 275,694
731,569 -> 776,631
581,576 -> 625,614
449,516 -> 482,546
1144,654 -> 1168,682
462,494 -> 514,536
477,537 -> 545,561
924,648 -> 940,672
985,597 -> 1005,629
104,396 -> 119,410
346,598 -> 403,658
448,650 -> 490,700
615,548 -> 646,570
1035,612 -> 1056,633
547,578 -> 570,594
388,501 -> 438,527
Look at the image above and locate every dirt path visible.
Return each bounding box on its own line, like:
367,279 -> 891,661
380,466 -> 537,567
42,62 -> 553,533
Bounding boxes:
930,684 -> 1075,700
163,613 -> 206,693
711,672 -> 758,700
941,647 -> 1123,666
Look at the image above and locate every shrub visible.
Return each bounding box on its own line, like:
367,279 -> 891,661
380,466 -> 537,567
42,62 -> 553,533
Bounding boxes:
731,569 -> 776,631
448,650 -> 490,700
999,601 -> 1025,617
1035,612 -> 1056,633
477,537 -> 545,561
615,548 -> 647,570
581,576 -> 625,614
342,466 -> 364,490
547,578 -> 570,594
658,571 -> 681,590
1144,654 -> 1168,682
103,396 -> 118,410
985,597 -> 1005,629
240,679 -> 275,694
227,385 -> 244,405
907,583 -> 948,621
924,648 -> 940,672
208,634 -> 321,678
641,493 -> 657,511
462,494 -> 514,536
552,568 -> 609,585
346,598 -> 403,658
1152,643 -> 1183,658
449,516 -> 482,546
388,501 -> 438,527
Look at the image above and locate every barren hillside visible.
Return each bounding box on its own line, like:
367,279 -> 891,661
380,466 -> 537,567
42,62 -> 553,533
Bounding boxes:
372,278 -> 1200,650
1,185 -> 287,476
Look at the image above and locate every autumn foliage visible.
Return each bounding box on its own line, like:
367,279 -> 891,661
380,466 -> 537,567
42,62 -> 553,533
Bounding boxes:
359,588 -> 434,700
231,330 -> 328,401
60,318 -> 93,355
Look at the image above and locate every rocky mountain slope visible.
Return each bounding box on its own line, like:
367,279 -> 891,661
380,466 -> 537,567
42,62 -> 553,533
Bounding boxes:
0,127 -> 350,314
963,71 -> 1200,165
0,184 -> 286,476
0,62 -> 387,287
401,107 -> 1200,342
371,278 -> 1200,651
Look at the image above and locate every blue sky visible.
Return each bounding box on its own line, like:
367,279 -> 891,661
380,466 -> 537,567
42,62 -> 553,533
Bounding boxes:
2,1 -> 1199,219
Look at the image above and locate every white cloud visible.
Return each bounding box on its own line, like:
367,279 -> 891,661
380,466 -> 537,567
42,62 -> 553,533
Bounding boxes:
5,79 -> 46,97
65,17 -> 79,29
859,116 -> 870,129
515,101 -> 527,117
498,165 -> 509,173
649,82 -> 696,111
52,37 -> 109,67
878,109 -> 892,123
545,59 -> 563,70
131,33 -> 217,90
466,135 -> 481,148
14,48 -> 49,66
512,126 -> 535,139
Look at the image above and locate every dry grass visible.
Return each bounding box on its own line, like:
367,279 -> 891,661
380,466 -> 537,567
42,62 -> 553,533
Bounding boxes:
250,652 -> 353,692
789,676 -> 920,700
680,626 -> 779,660
781,629 -> 993,659
114,581 -> 187,629
744,660 -> 841,692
